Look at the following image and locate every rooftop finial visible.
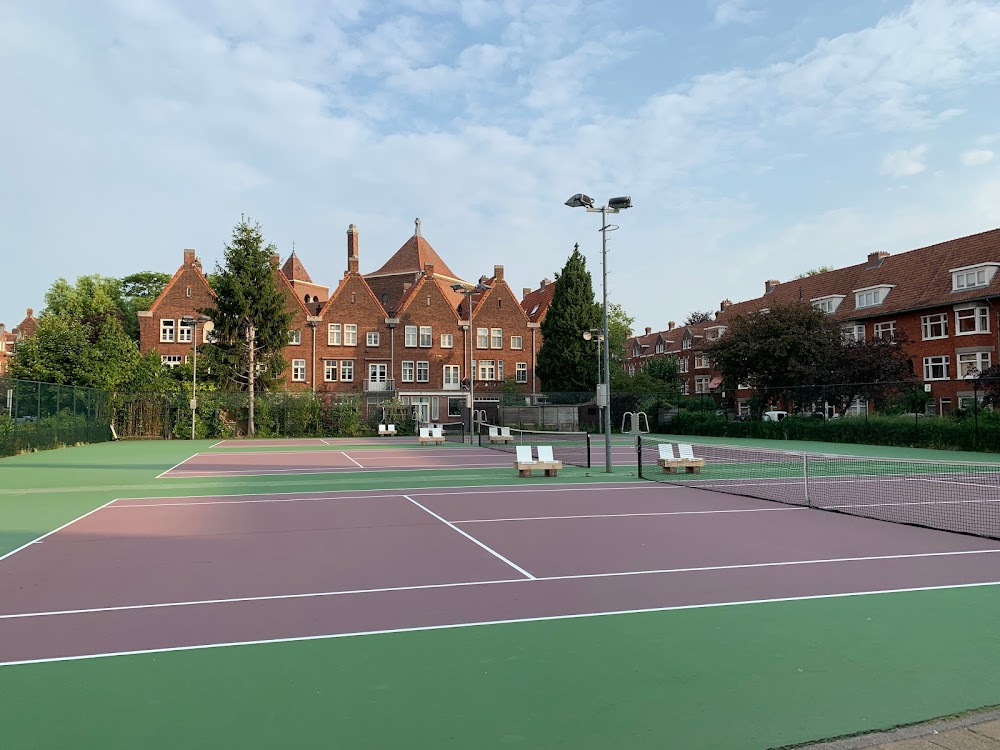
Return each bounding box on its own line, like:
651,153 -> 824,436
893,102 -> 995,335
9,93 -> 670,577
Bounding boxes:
415,217 -> 422,237
291,240 -> 296,255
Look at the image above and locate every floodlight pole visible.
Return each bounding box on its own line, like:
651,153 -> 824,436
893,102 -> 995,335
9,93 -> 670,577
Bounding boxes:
454,282 -> 490,444
182,315 -> 209,440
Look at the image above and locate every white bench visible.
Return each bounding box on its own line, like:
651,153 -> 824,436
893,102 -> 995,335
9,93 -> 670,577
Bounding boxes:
377,423 -> 396,437
488,426 -> 514,444
418,427 -> 445,445
657,442 -> 705,473
515,445 -> 562,477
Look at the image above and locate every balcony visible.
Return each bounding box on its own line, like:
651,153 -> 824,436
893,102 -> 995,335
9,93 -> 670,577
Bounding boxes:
363,379 -> 396,393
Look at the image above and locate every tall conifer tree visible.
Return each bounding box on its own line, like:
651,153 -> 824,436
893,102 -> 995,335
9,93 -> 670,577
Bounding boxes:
206,218 -> 293,436
536,244 -> 602,392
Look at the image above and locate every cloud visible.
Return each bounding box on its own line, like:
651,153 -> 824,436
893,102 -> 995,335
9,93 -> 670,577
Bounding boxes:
709,0 -> 762,26
881,146 -> 928,177
961,149 -> 995,166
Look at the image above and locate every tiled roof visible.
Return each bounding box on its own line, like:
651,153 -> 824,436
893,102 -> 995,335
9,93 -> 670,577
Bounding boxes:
281,252 -> 313,283
366,234 -> 462,281
718,227 -> 1000,322
627,320 -> 716,357
520,281 -> 556,323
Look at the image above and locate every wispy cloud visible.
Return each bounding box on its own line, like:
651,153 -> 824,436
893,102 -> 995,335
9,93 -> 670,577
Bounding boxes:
961,148 -> 996,166
881,146 -> 928,177
709,0 -> 762,26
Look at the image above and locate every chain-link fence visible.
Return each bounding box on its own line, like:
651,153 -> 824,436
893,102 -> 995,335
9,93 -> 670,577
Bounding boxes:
0,377 -> 113,457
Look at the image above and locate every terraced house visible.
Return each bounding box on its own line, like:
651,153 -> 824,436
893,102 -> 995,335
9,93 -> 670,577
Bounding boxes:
140,221 -> 553,420
626,227 -> 1000,417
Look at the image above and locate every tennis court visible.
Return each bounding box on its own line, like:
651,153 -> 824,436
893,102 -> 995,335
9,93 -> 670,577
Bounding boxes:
2,435 -> 1000,749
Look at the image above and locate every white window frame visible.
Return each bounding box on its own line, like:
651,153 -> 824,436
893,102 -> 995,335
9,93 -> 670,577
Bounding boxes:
694,376 -> 710,394
287,329 -> 301,345
291,359 -> 306,382
955,306 -> 989,335
873,321 -> 896,340
682,338 -> 692,350
811,295 -> 846,314
921,313 -> 948,340
416,361 -> 429,383
344,324 -> 357,346
440,333 -> 454,348
510,335 -> 523,350
161,354 -> 183,368
958,351 -> 992,378
678,358 -> 689,373
340,360 -> 354,382
516,362 -> 528,383
491,328 -> 503,348
950,263 -> 999,292
324,360 -> 338,381
853,285 -> 894,309
842,324 -> 865,343
694,354 -> 709,369
419,326 -> 432,347
177,322 -> 193,344
404,325 -> 418,347
443,364 -> 460,387
498,360 -> 504,381
366,331 -> 380,347
478,360 -> 496,380
160,319 -> 175,343
923,355 -> 950,381
401,361 -> 415,382
327,323 -> 342,346
476,327 -> 489,348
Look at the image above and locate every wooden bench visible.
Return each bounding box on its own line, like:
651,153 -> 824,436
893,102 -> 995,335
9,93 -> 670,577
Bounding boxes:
377,423 -> 397,437
418,427 -> 445,446
487,426 -> 515,444
657,442 -> 705,473
515,445 -> 562,477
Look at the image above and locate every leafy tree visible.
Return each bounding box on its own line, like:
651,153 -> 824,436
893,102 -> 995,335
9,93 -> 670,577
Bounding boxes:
120,271 -> 171,341
794,266 -> 834,278
824,334 -> 914,413
706,302 -> 843,415
644,356 -> 683,391
44,275 -> 127,333
536,244 -> 601,392
205,218 -> 294,436
605,302 -> 634,368
684,310 -> 714,325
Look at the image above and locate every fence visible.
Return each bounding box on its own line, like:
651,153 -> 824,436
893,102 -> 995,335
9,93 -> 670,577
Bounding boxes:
0,377 -> 113,457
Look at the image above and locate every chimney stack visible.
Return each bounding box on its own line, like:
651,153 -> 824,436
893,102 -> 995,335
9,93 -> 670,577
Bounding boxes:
868,251 -> 890,267
668,321 -> 675,330
269,252 -> 280,269
424,262 -> 435,279
347,224 -> 359,274
522,287 -> 532,298
765,279 -> 780,294
26,308 -> 33,317
644,326 -> 652,335
540,277 -> 552,289
183,249 -> 196,266
720,299 -> 732,312
494,265 -> 504,280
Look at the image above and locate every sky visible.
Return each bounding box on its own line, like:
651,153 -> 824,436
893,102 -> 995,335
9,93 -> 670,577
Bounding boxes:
3,0 -> 1000,334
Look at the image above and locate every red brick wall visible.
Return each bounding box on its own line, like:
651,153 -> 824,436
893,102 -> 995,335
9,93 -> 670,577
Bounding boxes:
139,255 -> 216,360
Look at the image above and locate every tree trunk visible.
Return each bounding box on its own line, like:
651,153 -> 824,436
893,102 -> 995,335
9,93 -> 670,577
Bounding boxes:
247,325 -> 256,437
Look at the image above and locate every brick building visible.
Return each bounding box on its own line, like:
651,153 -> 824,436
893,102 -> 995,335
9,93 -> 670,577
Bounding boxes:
626,227 -> 1000,416
140,221 -> 554,420
0,309 -> 39,376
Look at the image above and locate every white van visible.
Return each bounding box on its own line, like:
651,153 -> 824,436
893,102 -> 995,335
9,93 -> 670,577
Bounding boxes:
761,410 -> 788,422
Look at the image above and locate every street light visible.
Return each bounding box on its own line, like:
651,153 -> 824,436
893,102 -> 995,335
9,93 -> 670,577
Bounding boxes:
582,328 -> 604,433
452,281 -> 491,443
566,193 -> 632,473
181,315 -> 210,440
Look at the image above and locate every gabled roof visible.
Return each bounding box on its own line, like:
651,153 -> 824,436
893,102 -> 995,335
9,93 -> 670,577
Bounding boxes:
145,255 -> 216,312
317,268 -> 388,320
395,274 -> 463,322
521,281 -> 556,323
281,252 -> 313,283
719,227 -> 1000,322
365,232 -> 462,282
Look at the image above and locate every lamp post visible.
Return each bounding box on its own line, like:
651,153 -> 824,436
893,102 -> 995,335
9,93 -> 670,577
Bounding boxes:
181,315 -> 210,440
452,281 -> 491,443
582,328 -> 604,433
566,193 -> 632,473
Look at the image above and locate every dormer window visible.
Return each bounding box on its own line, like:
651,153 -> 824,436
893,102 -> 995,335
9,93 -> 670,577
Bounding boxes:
811,295 -> 846,314
951,263 -> 999,292
854,285 -> 894,309
704,325 -> 727,340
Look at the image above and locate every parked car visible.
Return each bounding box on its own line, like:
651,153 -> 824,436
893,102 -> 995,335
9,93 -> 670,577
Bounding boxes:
761,410 -> 788,422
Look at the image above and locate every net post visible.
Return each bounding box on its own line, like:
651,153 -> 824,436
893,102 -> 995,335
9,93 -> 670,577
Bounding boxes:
637,434 -> 643,479
802,452 -> 810,507
587,432 -> 592,469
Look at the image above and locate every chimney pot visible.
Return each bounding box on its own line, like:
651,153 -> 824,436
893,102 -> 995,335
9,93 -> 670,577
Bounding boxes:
347,224 -> 359,274
644,326 -> 652,335
668,321 -> 675,330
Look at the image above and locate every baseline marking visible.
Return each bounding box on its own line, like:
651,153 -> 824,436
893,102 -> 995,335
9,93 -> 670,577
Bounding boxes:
341,452 -> 364,469
4,579 -> 999,668
155,453 -> 203,479
402,495 -> 535,579
5,547 -> 998,620
158,463 -> 511,479
455,507 -> 807,523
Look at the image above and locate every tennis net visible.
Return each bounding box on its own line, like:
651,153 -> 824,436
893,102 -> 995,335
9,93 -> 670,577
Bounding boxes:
419,421 -> 466,443
637,435 -> 1000,540
478,424 -> 592,468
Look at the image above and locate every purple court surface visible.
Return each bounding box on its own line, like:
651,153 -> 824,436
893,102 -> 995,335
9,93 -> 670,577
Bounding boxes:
1,481 -> 998,666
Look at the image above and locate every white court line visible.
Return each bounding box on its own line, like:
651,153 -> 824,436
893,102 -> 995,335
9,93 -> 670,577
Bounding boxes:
158,463 -> 518,479
111,483 -> 654,507
320,439 -> 333,446
6,547 -> 997,621
155,453 -> 203,479
0,498 -> 121,566
455,507 -> 807,523
4,579 -> 1000,668
341,452 -> 364,469
208,440 -> 225,449
403,494 -> 536,579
